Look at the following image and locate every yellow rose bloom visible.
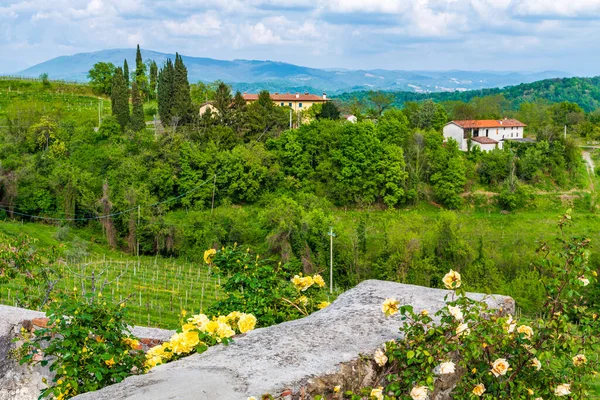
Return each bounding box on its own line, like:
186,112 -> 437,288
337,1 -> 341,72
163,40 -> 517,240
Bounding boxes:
382,298 -> 400,317
442,269 -> 461,289
517,325 -> 534,339
374,348 -> 387,367
216,322 -> 236,340
204,320 -> 220,334
554,384 -> 571,396
573,354 -> 587,367
370,386 -> 384,400
527,389 -> 534,395
333,385 -> 341,393
409,385 -> 428,400
204,248 -> 217,264
313,274 -> 326,288
448,305 -> 463,321
491,358 -> 509,377
169,330 -> 200,355
189,313 -> 210,329
420,309 -> 429,316
439,361 -> 456,374
317,301 -> 331,309
297,295 -> 309,306
238,313 -> 257,333
472,383 -> 485,396
456,323 -> 470,337
104,357 -> 115,367
291,274 -> 314,291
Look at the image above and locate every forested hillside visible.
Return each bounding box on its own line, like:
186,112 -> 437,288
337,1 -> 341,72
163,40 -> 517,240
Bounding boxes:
337,76 -> 600,112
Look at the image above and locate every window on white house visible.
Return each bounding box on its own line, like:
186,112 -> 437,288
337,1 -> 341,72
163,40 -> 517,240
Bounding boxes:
289,103 -> 292,107
281,102 -> 284,106
486,129 -> 489,137
299,103 -> 303,108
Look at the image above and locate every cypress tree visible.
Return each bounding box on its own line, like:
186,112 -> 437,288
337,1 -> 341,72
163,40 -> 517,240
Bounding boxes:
320,101 -> 341,120
157,59 -> 174,126
111,67 -> 130,129
172,53 -> 193,125
131,80 -> 145,132
149,61 -> 158,100
135,44 -> 148,100
123,59 -> 130,87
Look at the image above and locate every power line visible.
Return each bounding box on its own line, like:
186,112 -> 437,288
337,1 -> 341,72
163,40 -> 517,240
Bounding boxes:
0,173 -> 219,222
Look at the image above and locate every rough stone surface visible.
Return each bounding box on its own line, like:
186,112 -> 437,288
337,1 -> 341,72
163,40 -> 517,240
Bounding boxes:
0,305 -> 174,400
73,280 -> 514,400
0,305 -> 49,400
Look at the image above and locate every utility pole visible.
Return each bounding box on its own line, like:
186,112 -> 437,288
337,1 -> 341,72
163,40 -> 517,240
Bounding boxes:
564,125 -> 567,140
328,227 -> 336,294
289,108 -> 292,129
211,174 -> 216,214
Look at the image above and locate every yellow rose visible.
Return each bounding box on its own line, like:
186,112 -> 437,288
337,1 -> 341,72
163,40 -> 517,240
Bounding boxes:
189,313 -> 210,329
554,384 -> 571,396
203,248 -> 217,264
573,354 -> 587,367
530,357 -> 541,370
505,315 -> 516,333
410,385 -> 428,400
456,323 -> 470,337
491,358 -> 509,377
291,274 -> 315,291
374,348 -> 387,367
382,298 -> 400,317
333,385 -> 341,393
472,383 -> 485,396
238,313 -> 257,333
104,357 -> 115,367
439,361 -> 456,374
313,274 -> 326,288
448,305 -> 463,321
370,386 -> 384,400
317,301 -> 331,309
517,325 -> 534,339
420,309 -> 429,316
442,269 -> 461,289
527,388 -> 534,395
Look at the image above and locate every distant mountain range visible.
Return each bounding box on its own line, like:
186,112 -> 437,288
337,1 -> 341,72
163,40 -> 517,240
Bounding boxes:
15,48 -> 572,95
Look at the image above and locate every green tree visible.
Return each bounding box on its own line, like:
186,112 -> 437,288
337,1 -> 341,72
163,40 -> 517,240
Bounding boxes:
148,60 -> 158,100
88,62 -> 116,96
134,44 -> 148,100
429,139 -> 466,209
214,81 -> 233,124
30,116 -> 58,151
320,101 -> 341,120
157,59 -> 174,126
130,80 -> 145,132
368,90 -> 394,116
171,53 -> 194,125
123,59 -> 130,87
111,67 -> 130,129
245,90 -> 288,141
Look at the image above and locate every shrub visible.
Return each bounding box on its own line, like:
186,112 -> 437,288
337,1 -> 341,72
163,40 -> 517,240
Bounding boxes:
207,245 -> 330,327
20,292 -> 145,399
353,212 -> 598,399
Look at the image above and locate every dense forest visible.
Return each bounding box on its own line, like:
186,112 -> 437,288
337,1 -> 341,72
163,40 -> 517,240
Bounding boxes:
1,49 -> 600,315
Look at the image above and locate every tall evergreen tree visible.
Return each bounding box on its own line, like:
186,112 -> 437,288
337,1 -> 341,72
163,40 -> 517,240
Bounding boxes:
111,67 -> 130,129
320,101 -> 341,120
123,59 -> 130,87
149,61 -> 158,100
171,53 -> 193,125
214,81 -> 233,124
131,81 -> 145,132
157,59 -> 174,126
134,44 -> 148,100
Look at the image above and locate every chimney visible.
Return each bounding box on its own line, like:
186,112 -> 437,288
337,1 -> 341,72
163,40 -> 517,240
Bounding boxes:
296,93 -> 299,99
275,92 -> 278,95
323,92 -> 327,100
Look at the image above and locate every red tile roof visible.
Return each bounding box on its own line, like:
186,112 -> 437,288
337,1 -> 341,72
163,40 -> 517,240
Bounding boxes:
471,136 -> 499,144
451,119 -> 527,128
242,93 -> 327,102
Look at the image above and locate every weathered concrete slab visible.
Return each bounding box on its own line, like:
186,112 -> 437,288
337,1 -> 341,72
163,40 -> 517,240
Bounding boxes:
74,280 -> 514,400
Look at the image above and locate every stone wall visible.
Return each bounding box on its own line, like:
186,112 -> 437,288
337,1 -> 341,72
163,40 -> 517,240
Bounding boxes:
71,280 -> 514,400
0,304 -> 174,400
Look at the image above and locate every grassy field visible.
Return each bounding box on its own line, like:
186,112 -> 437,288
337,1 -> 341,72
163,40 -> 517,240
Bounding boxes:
0,221 -> 220,329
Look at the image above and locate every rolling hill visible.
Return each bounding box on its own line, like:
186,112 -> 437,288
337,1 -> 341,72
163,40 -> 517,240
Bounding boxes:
14,48 -> 570,95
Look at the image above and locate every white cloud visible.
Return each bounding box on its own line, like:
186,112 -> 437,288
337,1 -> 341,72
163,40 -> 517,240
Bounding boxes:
163,13 -> 222,37
248,22 -> 283,45
515,0 -> 600,17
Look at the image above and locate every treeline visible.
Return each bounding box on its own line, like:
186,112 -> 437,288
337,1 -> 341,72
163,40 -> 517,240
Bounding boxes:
336,76 -> 600,112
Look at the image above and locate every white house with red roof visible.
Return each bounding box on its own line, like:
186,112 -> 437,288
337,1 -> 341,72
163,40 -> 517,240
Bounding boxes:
443,119 -> 527,151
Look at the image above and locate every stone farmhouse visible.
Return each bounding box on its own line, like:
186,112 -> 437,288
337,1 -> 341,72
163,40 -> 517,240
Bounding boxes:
443,119 -> 528,151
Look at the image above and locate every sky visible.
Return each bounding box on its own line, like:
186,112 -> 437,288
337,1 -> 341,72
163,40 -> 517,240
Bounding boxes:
1,0 -> 600,75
